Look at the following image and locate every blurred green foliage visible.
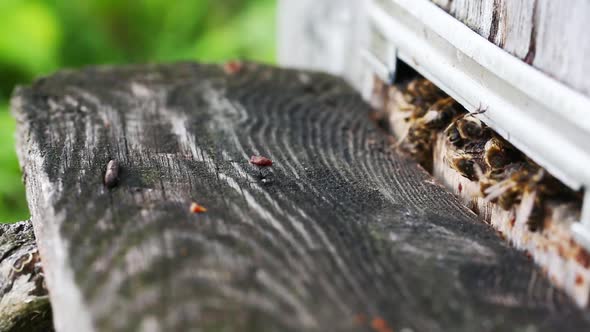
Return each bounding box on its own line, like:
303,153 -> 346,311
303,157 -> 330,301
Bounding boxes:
0,0 -> 276,222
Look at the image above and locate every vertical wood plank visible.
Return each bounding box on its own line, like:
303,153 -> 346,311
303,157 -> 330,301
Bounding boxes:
532,0 -> 590,95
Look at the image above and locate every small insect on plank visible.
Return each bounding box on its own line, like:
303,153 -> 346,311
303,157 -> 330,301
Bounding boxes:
250,155 -> 273,167
190,202 -> 207,214
104,159 -> 120,189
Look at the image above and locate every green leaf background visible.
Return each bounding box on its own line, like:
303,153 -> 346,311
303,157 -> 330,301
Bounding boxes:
0,0 -> 276,222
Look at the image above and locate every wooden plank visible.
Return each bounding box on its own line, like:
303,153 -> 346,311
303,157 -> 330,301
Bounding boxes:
432,0 -> 590,96
12,62 -> 590,332
277,0 -> 368,91
278,0 -> 590,97
532,0 -> 590,95
0,221 -> 53,331
446,0 -> 537,60
449,0 -> 495,39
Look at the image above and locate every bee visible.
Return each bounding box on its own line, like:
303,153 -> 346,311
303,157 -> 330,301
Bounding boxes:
398,97 -> 460,167
449,152 -> 480,181
498,186 -> 521,210
526,196 -> 546,231
455,114 -> 488,140
480,162 -> 551,231
444,110 -> 490,150
400,79 -> 446,120
484,136 -> 520,170
405,125 -> 431,148
403,97 -> 457,141
399,124 -> 433,167
445,124 -> 464,147
403,79 -> 443,105
420,97 -> 459,130
482,163 -> 537,198
479,167 -> 520,209
405,97 -> 459,136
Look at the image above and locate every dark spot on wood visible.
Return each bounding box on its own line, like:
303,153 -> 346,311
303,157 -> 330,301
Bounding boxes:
488,0 -> 504,48
524,0 -> 538,64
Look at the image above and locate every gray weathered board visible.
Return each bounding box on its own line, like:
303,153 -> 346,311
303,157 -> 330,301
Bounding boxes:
279,0 -> 590,97
0,220 -> 52,331
12,62 -> 590,331
430,0 -> 590,96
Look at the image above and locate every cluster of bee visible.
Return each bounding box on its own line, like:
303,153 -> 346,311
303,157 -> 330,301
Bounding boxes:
391,78 -> 577,232
394,79 -> 458,169
445,110 -> 579,232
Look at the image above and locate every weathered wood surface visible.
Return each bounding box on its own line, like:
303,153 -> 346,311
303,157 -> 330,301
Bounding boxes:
12,62 -> 590,332
430,0 -> 590,96
277,0 -> 368,91
0,221 -> 52,331
279,0 -> 590,97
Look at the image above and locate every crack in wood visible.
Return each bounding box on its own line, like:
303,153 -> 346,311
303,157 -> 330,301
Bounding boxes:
524,0 -> 538,65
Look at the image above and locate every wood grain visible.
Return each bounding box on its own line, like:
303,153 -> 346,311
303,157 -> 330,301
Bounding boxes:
0,221 -> 52,331
277,0 -> 368,91
12,63 -> 590,332
432,0 -> 590,96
